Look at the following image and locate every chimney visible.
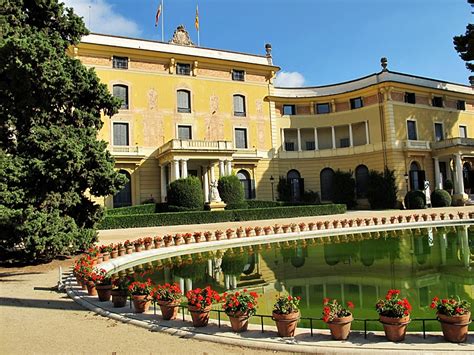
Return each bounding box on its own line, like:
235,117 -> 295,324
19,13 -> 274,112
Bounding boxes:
265,43 -> 272,65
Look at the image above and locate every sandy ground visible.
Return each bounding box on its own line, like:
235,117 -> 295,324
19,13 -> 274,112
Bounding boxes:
1,206 -> 473,355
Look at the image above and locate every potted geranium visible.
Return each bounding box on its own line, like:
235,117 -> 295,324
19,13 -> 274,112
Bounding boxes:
128,279 -> 153,313
431,296 -> 471,342
163,234 -> 173,247
204,231 -> 213,242
245,226 -> 253,237
134,238 -> 144,252
215,230 -> 223,240
263,226 -> 272,235
186,286 -> 221,327
375,289 -> 412,342
273,224 -> 281,233
226,228 -> 234,239
298,222 -> 306,231
272,294 -> 301,337
290,223 -> 298,232
111,277 -> 130,308
183,233 -> 192,244
124,240 -> 134,254
193,231 -> 202,243
154,236 -> 162,248
222,289 -> 259,332
308,222 -> 316,231
322,298 -> 354,340
100,244 -> 113,261
254,226 -> 263,236
173,234 -> 183,245
151,283 -> 183,320
144,236 -> 153,250
116,242 -> 125,256
92,268 -> 112,302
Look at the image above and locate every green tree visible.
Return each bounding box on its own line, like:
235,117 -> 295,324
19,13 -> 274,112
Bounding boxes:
0,0 -> 125,261
217,175 -> 247,209
332,170 -> 356,209
367,168 -> 398,209
167,176 -> 204,210
453,1 -> 474,72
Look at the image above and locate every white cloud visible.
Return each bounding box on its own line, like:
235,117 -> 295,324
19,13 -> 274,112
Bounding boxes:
63,0 -> 141,37
274,71 -> 306,87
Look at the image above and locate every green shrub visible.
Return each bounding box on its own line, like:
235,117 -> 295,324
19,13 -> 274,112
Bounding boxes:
444,179 -> 454,191
277,176 -> 291,202
431,189 -> 452,207
106,204 -> 156,216
367,168 -> 398,209
218,175 -> 247,209
221,250 -> 247,276
167,176 -> 204,211
405,190 -> 426,209
98,204 -> 346,229
246,200 -> 283,208
333,170 -> 356,208
302,190 -> 320,204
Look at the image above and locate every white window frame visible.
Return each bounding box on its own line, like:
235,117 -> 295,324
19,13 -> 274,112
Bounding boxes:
177,89 -> 192,113
111,81 -> 131,110
233,94 -> 247,117
234,126 -> 249,149
433,122 -> 444,142
111,121 -> 131,146
176,124 -> 193,140
459,125 -> 468,138
406,119 -> 418,141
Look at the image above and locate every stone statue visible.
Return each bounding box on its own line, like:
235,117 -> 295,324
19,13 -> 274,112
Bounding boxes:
209,180 -> 222,202
169,25 -> 194,46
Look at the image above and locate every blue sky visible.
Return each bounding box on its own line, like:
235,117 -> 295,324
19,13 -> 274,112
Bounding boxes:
64,0 -> 473,87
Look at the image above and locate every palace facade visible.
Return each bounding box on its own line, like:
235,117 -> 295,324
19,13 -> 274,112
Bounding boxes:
71,27 -> 474,208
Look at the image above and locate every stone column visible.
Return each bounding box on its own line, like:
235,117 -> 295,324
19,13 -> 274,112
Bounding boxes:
160,165 -> 167,202
207,259 -> 213,277
185,278 -> 193,292
180,159 -> 188,178
225,160 -> 232,175
281,129 -> 286,151
210,162 -> 216,183
219,160 -> 225,177
314,128 -> 319,150
171,159 -> 180,182
203,166 -> 209,202
433,157 -> 441,189
178,277 -> 184,293
224,274 -> 230,289
454,153 -> 465,194
459,226 -> 469,268
440,232 -> 447,266
365,120 -> 370,144
297,128 -> 302,151
349,124 -> 353,147
331,126 -> 336,149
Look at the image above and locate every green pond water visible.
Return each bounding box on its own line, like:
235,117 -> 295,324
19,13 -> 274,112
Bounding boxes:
116,224 -> 474,331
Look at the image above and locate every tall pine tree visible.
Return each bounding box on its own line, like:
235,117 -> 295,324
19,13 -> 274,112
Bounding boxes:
453,0 -> 474,72
0,0 -> 125,261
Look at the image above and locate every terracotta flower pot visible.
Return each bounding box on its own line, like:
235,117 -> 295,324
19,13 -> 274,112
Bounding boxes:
379,315 -> 410,342
96,284 -> 113,302
102,252 -> 110,261
272,311 -> 300,337
118,248 -> 126,256
145,243 -> 152,250
157,300 -> 181,320
438,312 -> 471,343
188,305 -> 212,327
86,281 -> 97,296
111,290 -> 128,308
132,295 -> 151,313
134,244 -> 142,252
327,315 -> 353,340
110,249 -> 118,258
125,246 -> 134,254
96,254 -> 103,264
227,311 -> 250,333
154,240 -> 161,248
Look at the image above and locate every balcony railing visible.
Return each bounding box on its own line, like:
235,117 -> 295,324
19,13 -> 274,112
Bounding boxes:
158,139 -> 234,154
109,145 -> 143,155
432,137 -> 474,150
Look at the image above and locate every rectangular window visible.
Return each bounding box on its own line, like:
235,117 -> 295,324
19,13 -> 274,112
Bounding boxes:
113,122 -> 129,146
457,100 -> 466,110
113,85 -> 129,109
460,125 -> 468,138
176,63 -> 191,75
177,90 -> 191,113
404,92 -> 416,104
434,123 -> 444,141
340,138 -> 350,148
283,104 -> 296,115
316,103 -> 330,114
177,125 -> 192,140
233,95 -> 246,116
407,120 -> 417,140
112,56 -> 128,69
232,70 -> 245,81
432,96 -> 443,107
350,97 -> 363,110
235,128 -> 248,149
285,142 -> 295,151
305,141 -> 315,150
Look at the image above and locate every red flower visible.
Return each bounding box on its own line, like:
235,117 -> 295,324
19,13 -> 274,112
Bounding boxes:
323,297 -> 330,305
442,299 -> 448,304
347,301 -> 354,309
430,302 -> 437,309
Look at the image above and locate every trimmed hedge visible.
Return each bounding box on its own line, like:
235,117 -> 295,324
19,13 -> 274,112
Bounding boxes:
98,204 -> 347,229
431,189 -> 452,207
246,200 -> 283,209
405,190 -> 426,209
218,175 -> 247,209
167,176 -> 204,211
106,204 -> 156,216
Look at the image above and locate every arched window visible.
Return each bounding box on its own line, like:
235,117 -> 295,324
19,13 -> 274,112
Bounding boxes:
237,170 -> 253,199
409,161 -> 425,191
320,168 -> 335,201
355,165 -> 369,198
287,169 -> 302,202
113,84 -> 129,109
113,170 -> 132,208
177,90 -> 191,113
233,94 -> 246,116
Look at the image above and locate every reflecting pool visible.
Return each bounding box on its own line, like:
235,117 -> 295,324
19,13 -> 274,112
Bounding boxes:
114,224 -> 474,331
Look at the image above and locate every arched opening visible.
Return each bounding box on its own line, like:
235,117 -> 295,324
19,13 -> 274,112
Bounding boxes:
113,170 -> 132,208
409,161 -> 425,191
287,169 -> 303,202
355,164 -> 369,198
320,168 -> 335,201
237,170 -> 253,200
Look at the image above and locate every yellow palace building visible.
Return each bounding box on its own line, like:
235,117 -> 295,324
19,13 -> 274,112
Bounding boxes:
72,26 -> 474,208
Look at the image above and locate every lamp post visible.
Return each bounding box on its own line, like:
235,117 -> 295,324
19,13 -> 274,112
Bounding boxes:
270,175 -> 275,201
404,172 -> 409,192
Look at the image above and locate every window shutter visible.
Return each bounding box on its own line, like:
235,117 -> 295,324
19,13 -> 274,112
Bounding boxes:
113,123 -> 129,146
177,91 -> 190,111
234,95 -> 245,115
299,178 -> 304,199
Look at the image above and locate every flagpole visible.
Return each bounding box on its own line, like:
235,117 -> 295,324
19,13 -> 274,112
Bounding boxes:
196,4 -> 200,46
161,0 -> 164,42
